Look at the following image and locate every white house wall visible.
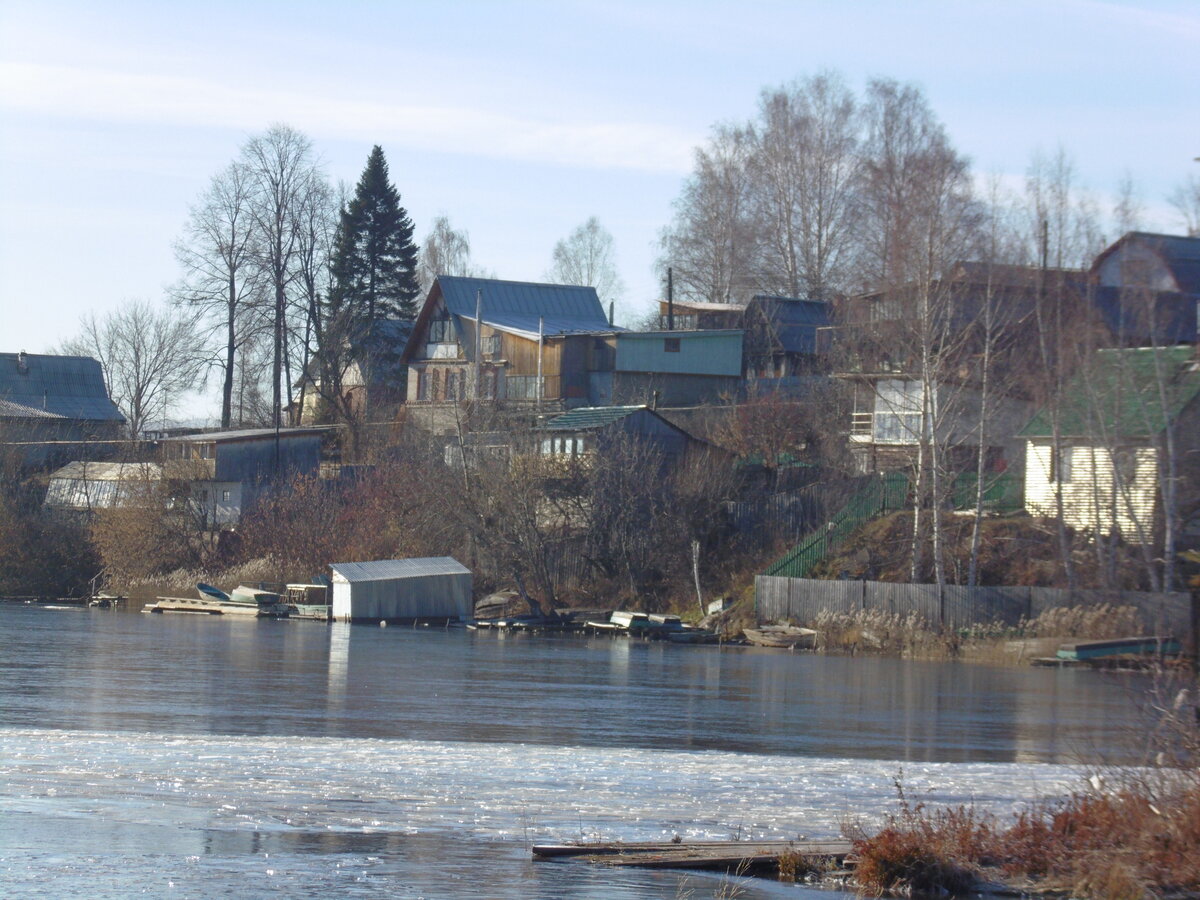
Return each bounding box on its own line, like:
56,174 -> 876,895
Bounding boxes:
1025,440 -> 1158,542
331,572 -> 473,621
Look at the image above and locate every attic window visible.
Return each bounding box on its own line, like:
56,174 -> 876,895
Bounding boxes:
664,337 -> 681,353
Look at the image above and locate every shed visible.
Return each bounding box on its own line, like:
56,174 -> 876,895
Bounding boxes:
329,557 -> 473,622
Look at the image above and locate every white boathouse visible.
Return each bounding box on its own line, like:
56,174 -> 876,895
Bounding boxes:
329,557 -> 472,623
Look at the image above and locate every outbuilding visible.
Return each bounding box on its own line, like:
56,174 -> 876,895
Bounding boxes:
329,557 -> 473,623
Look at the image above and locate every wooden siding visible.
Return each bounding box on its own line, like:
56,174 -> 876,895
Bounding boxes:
1025,440 -> 1159,542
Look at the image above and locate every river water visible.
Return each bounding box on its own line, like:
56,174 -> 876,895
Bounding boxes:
0,604 -> 1159,898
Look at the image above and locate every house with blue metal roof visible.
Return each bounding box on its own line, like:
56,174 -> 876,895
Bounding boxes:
402,276 -> 622,427
0,351 -> 125,467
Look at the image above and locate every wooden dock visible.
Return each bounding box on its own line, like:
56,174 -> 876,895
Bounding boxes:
532,838 -> 854,873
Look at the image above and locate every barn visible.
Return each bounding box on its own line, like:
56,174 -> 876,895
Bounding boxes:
329,557 -> 473,623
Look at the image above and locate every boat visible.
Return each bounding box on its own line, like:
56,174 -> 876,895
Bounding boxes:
665,627 -> 721,644
743,625 -> 819,649
284,583 -> 330,621
87,593 -> 125,608
197,582 -> 230,602
1056,635 -> 1180,661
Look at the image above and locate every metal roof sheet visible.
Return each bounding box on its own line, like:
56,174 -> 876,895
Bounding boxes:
1020,346 -> 1200,439
437,277 -> 613,330
48,461 -> 163,481
330,557 -> 471,582
162,426 -> 331,443
539,405 -> 649,431
0,353 -> 125,423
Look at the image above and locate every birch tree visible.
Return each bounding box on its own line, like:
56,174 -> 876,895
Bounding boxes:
174,162 -> 263,428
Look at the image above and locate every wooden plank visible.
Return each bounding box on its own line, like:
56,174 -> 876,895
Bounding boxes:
533,838 -> 853,872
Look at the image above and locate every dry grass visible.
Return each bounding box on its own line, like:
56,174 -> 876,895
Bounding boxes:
809,608 -> 957,658
851,686 -> 1200,898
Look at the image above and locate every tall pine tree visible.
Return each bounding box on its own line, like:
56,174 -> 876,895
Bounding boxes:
329,146 -> 420,331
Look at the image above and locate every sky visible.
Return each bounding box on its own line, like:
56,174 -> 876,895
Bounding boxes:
1,0 -> 1198,422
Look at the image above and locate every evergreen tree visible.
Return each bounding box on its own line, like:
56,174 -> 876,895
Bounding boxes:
329,146 -> 420,330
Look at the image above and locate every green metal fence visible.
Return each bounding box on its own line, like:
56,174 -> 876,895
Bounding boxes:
761,470 -> 1025,579
762,472 -> 909,578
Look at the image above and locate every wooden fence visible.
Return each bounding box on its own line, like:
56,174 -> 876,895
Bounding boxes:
756,575 -> 1194,648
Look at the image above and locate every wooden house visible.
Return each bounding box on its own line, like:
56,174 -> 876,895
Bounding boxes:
159,426 -> 328,526
402,276 -> 619,430
656,298 -> 746,331
607,330 -> 744,406
535,405 -> 711,470
0,351 -> 125,468
1021,345 -> 1200,546
297,319 -> 414,425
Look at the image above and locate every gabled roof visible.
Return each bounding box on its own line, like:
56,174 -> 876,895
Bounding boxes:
404,277 -> 621,360
1020,346 -> 1200,439
1093,232 -> 1200,295
1090,286 -> 1197,345
0,352 -> 125,423
330,557 -> 470,582
434,276 -> 617,340
537,405 -> 698,440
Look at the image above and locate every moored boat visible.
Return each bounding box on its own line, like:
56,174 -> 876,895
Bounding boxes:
743,625 -> 819,649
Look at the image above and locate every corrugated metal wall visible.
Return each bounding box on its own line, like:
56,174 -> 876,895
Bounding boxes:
332,572 -> 472,622
756,575 -> 1193,644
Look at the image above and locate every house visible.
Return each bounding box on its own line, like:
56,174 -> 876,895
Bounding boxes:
535,405 -> 708,469
656,298 -> 746,331
0,351 -> 125,468
329,557 -> 472,622
1089,232 -> 1199,346
159,426 -> 328,526
655,294 -> 831,384
402,276 -> 620,430
741,295 -> 831,380
1020,345 -> 1200,546
44,461 -> 164,512
819,265 -> 1045,476
607,330 -> 744,406
297,319 -> 414,425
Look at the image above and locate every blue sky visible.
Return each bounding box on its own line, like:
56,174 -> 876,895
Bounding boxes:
2,0 -> 1198,414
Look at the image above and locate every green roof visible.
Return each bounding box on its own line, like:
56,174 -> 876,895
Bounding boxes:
539,406 -> 649,432
1020,346 -> 1200,439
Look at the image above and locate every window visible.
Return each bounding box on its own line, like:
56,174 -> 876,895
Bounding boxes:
664,337 -> 681,353
1049,445 -> 1073,483
197,489 -> 209,503
221,490 -> 231,503
873,379 -> 923,444
485,334 -> 501,357
429,318 -> 455,343
417,369 -> 430,401
1112,448 -> 1136,485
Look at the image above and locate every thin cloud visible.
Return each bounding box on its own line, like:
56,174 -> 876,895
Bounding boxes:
0,61 -> 698,174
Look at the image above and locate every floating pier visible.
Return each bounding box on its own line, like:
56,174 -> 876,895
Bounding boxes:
532,838 -> 854,873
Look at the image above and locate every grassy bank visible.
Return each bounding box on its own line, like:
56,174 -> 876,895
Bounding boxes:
848,680 -> 1200,899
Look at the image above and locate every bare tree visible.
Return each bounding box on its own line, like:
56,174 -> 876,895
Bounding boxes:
658,124 -> 759,304
748,72 -> 860,299
545,216 -> 625,303
174,162 -> 263,428
241,124 -> 324,428
1168,175 -> 1200,237
417,215 -> 484,293
62,301 -> 203,438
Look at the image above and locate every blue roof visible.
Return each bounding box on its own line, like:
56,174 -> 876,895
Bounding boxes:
749,296 -> 831,354
0,353 -> 124,423
436,276 -> 615,337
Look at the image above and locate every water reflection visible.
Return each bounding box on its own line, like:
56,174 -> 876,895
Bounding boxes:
0,605 -> 1158,764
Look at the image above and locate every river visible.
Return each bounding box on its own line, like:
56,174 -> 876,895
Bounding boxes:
0,604 -> 1158,898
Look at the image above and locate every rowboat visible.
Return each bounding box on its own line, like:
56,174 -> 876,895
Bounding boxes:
743,625 -> 818,649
